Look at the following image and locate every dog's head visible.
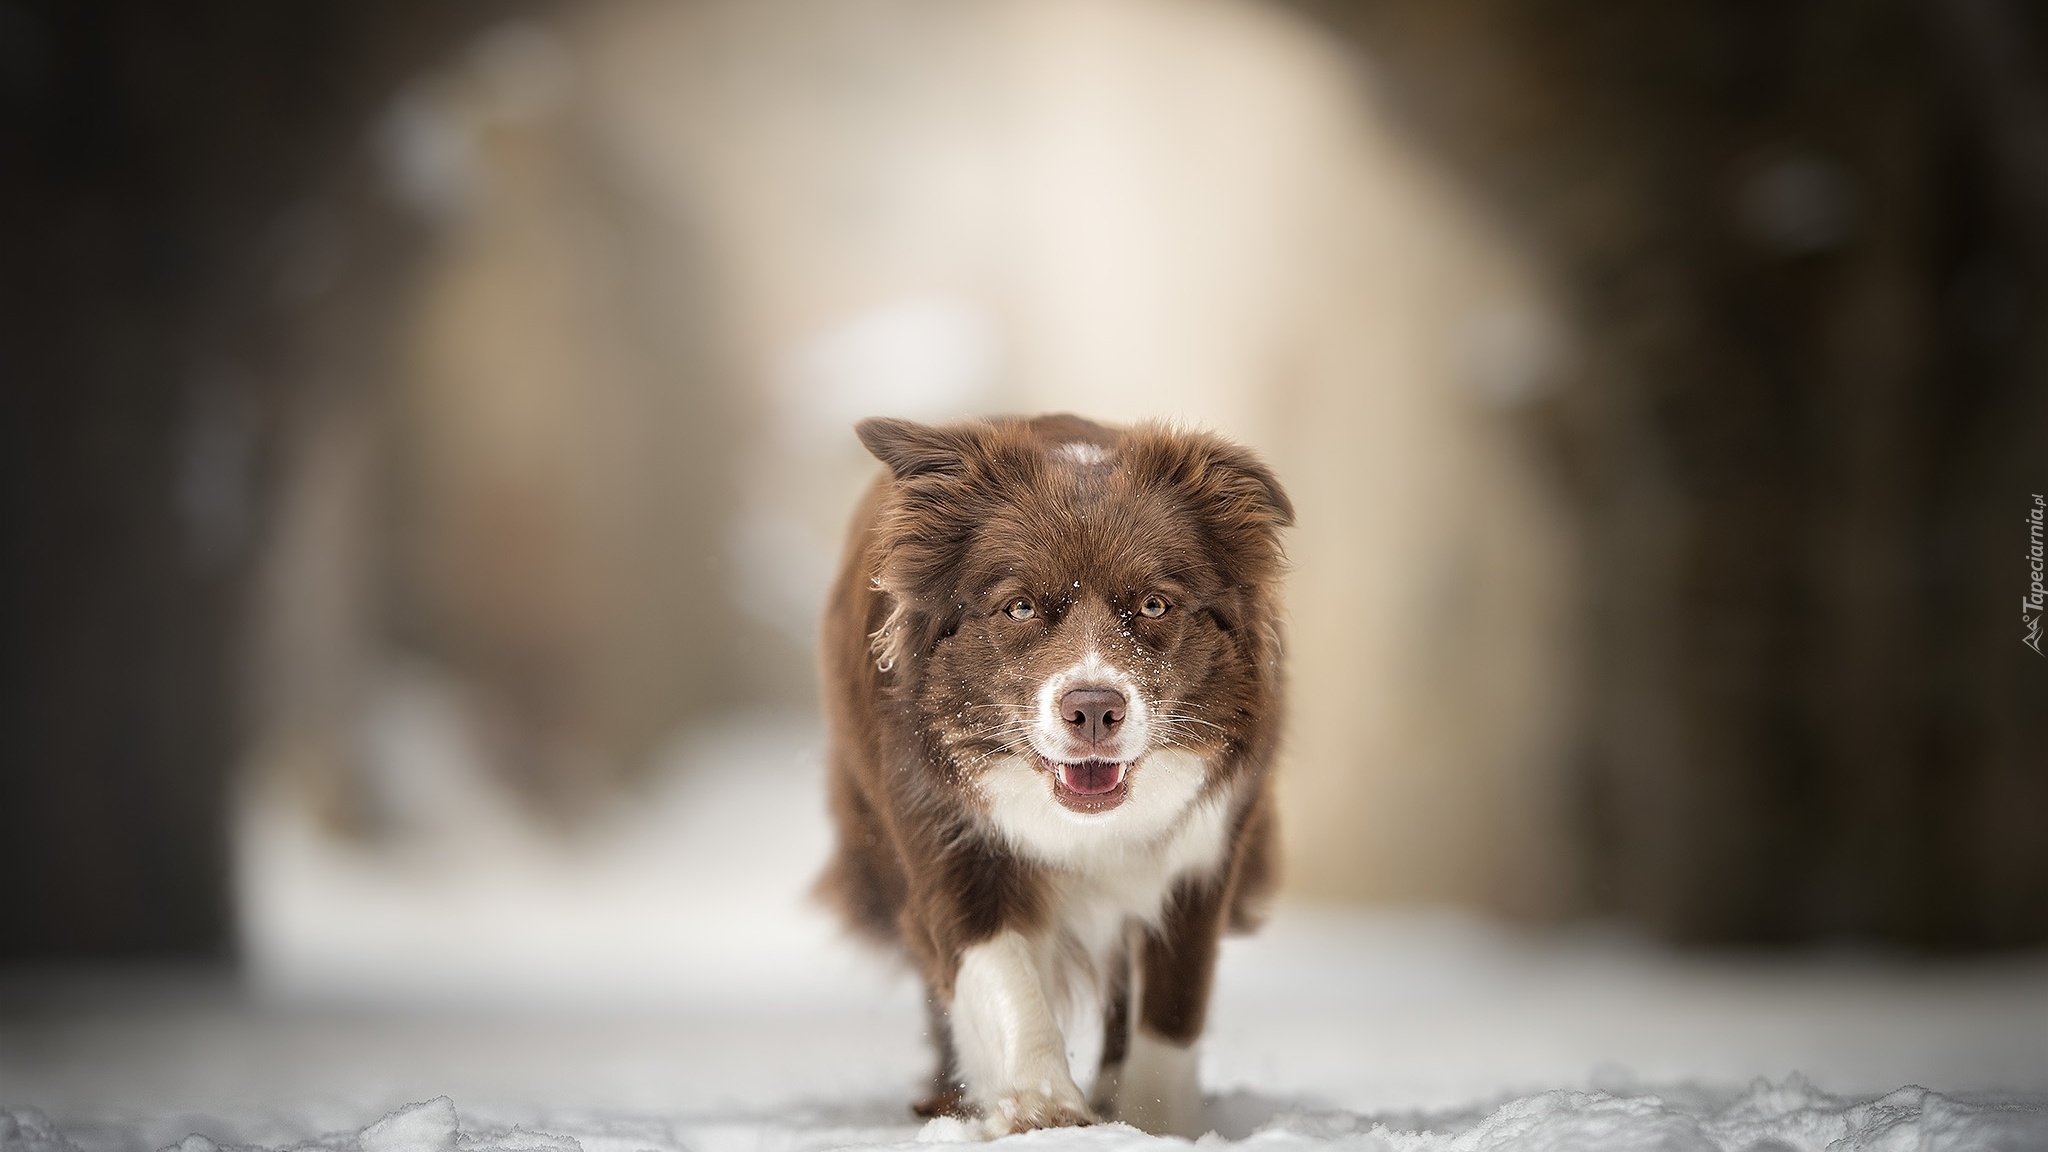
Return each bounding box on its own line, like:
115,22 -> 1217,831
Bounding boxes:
858,415 -> 1291,853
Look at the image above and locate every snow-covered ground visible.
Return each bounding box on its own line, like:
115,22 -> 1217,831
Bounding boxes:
5,706 -> 2047,1151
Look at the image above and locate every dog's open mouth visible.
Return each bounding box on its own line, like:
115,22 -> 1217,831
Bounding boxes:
1039,756 -> 1131,813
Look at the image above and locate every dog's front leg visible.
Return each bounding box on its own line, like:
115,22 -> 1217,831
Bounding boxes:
1117,880 -> 1225,1138
950,929 -> 1094,1136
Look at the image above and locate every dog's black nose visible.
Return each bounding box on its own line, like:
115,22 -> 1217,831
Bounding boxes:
1060,687 -> 1127,746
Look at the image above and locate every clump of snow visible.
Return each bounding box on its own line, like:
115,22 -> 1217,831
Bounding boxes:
360,1098 -> 457,1152
918,1119 -> 983,1144
8,1078 -> 2045,1152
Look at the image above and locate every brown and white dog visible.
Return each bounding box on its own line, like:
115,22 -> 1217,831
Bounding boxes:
818,414 -> 1291,1138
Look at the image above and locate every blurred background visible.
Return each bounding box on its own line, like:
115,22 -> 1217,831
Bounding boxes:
4,0 -> 2048,1039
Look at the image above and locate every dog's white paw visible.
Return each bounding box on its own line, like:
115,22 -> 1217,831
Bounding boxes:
980,1081 -> 1096,1137
1113,1032 -> 1207,1138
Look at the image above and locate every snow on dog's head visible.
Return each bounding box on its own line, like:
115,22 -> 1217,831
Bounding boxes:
856,414 -> 1291,858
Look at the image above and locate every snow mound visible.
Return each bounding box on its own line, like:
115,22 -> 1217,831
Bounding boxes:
9,1079 -> 2045,1152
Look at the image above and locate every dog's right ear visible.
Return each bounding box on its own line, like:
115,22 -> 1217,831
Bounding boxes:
855,417 -> 974,480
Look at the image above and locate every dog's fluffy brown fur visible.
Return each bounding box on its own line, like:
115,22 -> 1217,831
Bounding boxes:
819,414 -> 1291,1137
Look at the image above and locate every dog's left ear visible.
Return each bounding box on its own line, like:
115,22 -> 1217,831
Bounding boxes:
1127,427 -> 1293,575
855,417 -> 977,481
1205,441 -> 1294,529
1151,433 -> 1292,532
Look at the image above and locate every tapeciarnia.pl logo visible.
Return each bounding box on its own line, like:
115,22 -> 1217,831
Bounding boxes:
2027,494 -> 2045,656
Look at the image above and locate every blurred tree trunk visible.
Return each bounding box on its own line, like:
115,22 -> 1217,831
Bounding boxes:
0,0 -> 540,958
1291,0 -> 2048,945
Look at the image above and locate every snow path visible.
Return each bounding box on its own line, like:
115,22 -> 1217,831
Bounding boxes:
6,714 -> 2047,1151
6,1078 -> 2047,1152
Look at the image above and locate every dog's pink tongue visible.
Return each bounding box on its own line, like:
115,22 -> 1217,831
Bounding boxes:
1059,760 -> 1125,796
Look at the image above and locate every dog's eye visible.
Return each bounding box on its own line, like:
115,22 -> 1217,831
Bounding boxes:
1140,594 -> 1170,618
1004,598 -> 1036,621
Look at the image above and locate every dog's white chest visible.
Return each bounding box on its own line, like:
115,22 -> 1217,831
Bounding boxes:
1002,798 -> 1228,1095
1043,785 -> 1236,966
